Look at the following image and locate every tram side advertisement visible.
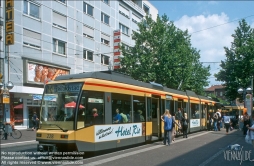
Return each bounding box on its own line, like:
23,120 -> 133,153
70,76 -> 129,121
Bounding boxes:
190,119 -> 200,128
95,123 -> 142,142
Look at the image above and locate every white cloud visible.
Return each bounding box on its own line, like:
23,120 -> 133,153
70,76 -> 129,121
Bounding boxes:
207,1 -> 218,5
174,13 -> 237,86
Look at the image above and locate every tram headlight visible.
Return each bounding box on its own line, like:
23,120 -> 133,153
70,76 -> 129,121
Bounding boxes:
60,135 -> 68,139
36,133 -> 42,137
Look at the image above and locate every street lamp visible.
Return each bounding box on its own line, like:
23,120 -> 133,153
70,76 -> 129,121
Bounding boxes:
237,87 -> 252,116
0,81 -> 14,94
0,81 -> 14,124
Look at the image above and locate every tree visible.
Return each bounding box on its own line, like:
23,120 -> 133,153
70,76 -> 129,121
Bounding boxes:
118,14 -> 210,95
215,19 -> 254,101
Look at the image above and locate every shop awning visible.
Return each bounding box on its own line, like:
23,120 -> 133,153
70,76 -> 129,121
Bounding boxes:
14,104 -> 23,109
65,101 -> 84,108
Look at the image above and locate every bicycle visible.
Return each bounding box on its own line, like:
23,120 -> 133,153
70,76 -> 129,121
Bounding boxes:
1,123 -> 22,139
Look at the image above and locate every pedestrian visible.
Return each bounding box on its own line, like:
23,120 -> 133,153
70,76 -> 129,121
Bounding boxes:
248,114 -> 254,149
171,112 -> 176,142
181,113 -> 189,138
223,113 -> 231,134
213,112 -> 218,131
207,114 -> 213,131
216,109 -> 222,131
161,109 -> 173,146
243,113 -> 251,136
32,112 -> 38,131
176,108 -> 183,134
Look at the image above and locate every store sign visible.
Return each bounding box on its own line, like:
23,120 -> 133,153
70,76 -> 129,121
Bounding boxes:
27,62 -> 69,84
5,0 -> 15,45
33,94 -> 57,101
94,123 -> 142,142
113,29 -> 121,69
190,119 -> 200,128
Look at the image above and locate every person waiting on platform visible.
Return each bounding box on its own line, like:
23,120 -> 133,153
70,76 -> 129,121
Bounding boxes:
207,114 -> 213,131
181,113 -> 189,138
161,109 -> 173,146
113,108 -> 122,123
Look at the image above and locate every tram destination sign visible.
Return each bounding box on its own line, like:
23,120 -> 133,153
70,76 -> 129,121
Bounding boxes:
94,123 -> 142,142
46,83 -> 82,93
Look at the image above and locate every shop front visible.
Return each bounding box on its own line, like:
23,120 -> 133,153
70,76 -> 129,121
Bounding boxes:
6,58 -> 70,129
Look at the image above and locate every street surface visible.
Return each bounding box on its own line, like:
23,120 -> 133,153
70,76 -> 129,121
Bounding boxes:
1,128 -> 254,166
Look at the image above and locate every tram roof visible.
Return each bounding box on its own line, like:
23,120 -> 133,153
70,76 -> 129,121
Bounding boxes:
55,71 -> 187,96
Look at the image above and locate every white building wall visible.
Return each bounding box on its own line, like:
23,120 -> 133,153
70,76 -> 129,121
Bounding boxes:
0,0 -> 158,128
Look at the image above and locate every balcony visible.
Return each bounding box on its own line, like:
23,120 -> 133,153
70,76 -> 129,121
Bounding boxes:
122,0 -> 145,16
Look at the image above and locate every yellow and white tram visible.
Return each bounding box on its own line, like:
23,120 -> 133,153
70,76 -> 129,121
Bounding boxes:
36,71 -> 215,152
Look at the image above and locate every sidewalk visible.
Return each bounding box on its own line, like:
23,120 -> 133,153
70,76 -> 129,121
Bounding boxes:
0,128 -> 37,148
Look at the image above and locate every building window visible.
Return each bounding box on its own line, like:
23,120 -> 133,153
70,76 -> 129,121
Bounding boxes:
101,13 -> 109,25
102,0 -> 109,5
57,0 -> 66,4
23,0 -> 40,19
132,13 -> 141,24
122,43 -> 130,52
83,50 -> 93,61
23,29 -> 41,49
101,33 -> 110,45
53,39 -> 66,55
53,12 -> 67,30
83,2 -> 93,16
119,23 -> 129,35
101,54 -> 109,65
143,4 -> 149,15
83,25 -> 94,39
119,5 -> 129,18
220,92 -> 223,96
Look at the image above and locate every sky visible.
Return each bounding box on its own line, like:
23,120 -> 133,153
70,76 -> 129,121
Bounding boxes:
150,1 -> 254,87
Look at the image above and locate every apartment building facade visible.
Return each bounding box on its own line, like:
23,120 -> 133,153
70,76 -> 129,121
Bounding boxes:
0,0 -> 158,129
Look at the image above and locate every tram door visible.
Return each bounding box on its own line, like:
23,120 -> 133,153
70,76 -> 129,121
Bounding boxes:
151,97 -> 160,140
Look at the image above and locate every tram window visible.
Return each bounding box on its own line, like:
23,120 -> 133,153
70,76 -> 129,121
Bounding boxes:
80,91 -> 104,128
133,96 -> 146,122
170,100 -> 174,115
202,104 -> 207,118
40,82 -> 83,130
112,93 -> 131,123
165,100 -> 170,110
147,98 -> 152,122
178,101 -> 183,110
190,103 -> 200,119
183,102 -> 187,113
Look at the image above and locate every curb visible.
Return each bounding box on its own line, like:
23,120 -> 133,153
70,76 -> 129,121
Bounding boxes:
0,140 -> 38,148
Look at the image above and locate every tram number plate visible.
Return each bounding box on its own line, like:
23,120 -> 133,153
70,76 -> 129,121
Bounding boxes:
47,134 -> 54,139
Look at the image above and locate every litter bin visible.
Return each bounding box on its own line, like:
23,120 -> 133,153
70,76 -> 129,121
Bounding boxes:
4,123 -> 12,140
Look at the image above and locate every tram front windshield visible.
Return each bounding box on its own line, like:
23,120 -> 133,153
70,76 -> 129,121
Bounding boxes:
39,82 -> 83,130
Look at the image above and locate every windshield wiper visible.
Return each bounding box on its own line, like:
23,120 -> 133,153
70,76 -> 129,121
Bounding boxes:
44,124 -> 68,132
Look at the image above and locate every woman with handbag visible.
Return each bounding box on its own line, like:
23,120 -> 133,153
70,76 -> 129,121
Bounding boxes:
181,113 -> 189,138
